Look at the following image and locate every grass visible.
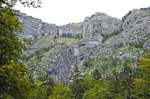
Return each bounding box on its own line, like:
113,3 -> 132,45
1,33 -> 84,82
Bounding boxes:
32,35 -> 55,48
56,38 -> 79,46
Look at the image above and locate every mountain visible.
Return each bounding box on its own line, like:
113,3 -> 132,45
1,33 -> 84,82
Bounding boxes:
19,7 -> 150,83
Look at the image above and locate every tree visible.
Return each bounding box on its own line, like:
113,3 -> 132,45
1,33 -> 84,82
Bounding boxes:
0,0 -> 41,98
118,61 -> 136,99
82,83 -> 112,99
29,78 -> 54,99
0,0 -> 41,8
69,67 -> 104,99
92,69 -> 102,80
83,57 -> 93,68
106,70 -> 122,98
133,52 -> 150,98
49,82 -> 75,99
69,67 -> 83,99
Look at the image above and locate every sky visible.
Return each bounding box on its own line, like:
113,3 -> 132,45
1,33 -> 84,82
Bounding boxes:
14,0 -> 150,26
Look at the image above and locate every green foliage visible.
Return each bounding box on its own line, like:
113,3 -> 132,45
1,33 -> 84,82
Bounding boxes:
82,83 -> 112,99
30,78 -> 54,99
133,52 -> 150,98
0,5 -> 32,98
70,73 -> 112,99
0,0 -> 41,8
70,78 -> 102,99
23,37 -> 33,45
75,34 -> 83,40
60,33 -> 83,40
69,67 -> 108,99
61,33 -> 74,38
104,58 -> 138,99
80,56 -> 137,78
56,37 -> 78,46
81,56 -> 120,75
0,0 -> 42,98
29,86 -> 48,99
129,41 -> 145,48
83,57 -> 94,68
0,6 -> 25,65
114,42 -> 124,48
102,26 -> 123,43
79,56 -> 139,99
69,53 -> 149,99
23,46 -> 53,62
118,62 -> 136,98
0,61 -> 32,98
91,69 -> 102,80
78,53 -> 149,99
69,67 -> 83,99
49,82 -> 74,99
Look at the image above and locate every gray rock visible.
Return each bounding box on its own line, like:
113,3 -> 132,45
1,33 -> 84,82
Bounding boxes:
20,8 -> 150,83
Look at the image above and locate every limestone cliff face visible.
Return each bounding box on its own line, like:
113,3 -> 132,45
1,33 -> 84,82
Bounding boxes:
21,8 -> 150,83
97,8 -> 150,58
18,13 -> 59,40
83,12 -> 121,34
18,12 -> 120,40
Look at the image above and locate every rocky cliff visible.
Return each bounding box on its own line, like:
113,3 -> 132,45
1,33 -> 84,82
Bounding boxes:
18,12 -> 120,40
20,8 -> 150,83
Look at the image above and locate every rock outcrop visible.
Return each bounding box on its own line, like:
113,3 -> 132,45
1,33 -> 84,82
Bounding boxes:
21,8 -> 150,83
18,12 -> 120,40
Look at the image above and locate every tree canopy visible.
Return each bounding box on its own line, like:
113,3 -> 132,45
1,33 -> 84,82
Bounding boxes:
0,0 -> 41,98
0,0 -> 41,7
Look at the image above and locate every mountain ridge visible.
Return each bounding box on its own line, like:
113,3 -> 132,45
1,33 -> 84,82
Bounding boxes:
20,7 -> 150,83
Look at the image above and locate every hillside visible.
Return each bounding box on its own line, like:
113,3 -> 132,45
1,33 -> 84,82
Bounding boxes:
19,8 -> 150,83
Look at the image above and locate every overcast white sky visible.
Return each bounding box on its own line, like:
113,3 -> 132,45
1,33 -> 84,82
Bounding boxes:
14,0 -> 150,26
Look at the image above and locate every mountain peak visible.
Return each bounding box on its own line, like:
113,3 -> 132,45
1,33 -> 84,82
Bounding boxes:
93,12 -> 108,17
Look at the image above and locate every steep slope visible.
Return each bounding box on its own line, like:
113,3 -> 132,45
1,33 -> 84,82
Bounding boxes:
78,8 -> 150,76
98,8 -> 150,57
18,13 -> 58,41
21,8 -> 150,83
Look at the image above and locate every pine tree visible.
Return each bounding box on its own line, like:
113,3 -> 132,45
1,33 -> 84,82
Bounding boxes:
69,67 -> 83,99
92,69 -> 102,80
119,61 -> 135,99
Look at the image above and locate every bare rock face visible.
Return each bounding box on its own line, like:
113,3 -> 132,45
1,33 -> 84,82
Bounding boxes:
98,8 -> 150,58
44,45 -> 77,83
83,12 -> 121,34
59,23 -> 83,35
18,13 -> 59,40
18,12 -> 120,40
21,8 -> 150,83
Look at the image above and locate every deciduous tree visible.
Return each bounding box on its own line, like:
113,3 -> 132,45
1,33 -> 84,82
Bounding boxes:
0,0 -> 41,98
133,52 -> 150,98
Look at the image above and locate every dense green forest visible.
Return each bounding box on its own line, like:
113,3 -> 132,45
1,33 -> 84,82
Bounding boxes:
0,0 -> 150,99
